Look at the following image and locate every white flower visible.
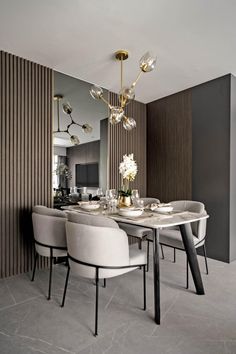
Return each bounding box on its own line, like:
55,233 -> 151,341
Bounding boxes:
119,153 -> 137,181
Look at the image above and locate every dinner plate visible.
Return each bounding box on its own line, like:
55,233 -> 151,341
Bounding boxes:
154,204 -> 173,213
78,202 -> 100,211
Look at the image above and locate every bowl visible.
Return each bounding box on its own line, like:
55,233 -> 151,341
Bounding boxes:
118,208 -> 143,217
155,203 -> 173,213
78,202 -> 100,211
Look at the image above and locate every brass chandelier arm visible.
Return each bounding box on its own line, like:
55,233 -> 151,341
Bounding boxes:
57,99 -> 60,131
131,70 -> 143,88
121,56 -> 123,92
68,114 -> 83,128
100,95 -> 112,109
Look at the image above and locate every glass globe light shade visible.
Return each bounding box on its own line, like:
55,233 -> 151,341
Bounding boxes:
109,106 -> 124,125
119,86 -> 135,106
90,85 -> 103,100
123,117 -> 136,131
82,123 -> 93,133
62,102 -> 73,115
139,51 -> 157,72
70,135 -> 80,145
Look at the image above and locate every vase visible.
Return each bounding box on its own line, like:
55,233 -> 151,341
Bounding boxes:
118,196 -> 132,208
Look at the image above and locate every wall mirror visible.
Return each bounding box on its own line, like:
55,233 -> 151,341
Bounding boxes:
53,71 -> 108,207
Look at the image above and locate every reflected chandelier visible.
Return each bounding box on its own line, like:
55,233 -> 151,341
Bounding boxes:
89,50 -> 156,130
53,95 -> 93,145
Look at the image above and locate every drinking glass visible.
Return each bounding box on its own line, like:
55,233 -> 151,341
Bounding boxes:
105,189 -> 118,212
96,188 -> 103,198
131,189 -> 139,200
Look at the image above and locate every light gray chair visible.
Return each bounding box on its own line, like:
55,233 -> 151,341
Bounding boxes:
61,212 -> 147,336
32,206 -> 67,300
147,200 -> 208,288
118,197 -> 160,252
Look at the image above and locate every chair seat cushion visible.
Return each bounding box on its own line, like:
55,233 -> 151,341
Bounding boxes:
118,222 -> 153,238
70,248 -> 146,279
158,229 -> 204,249
129,248 -> 147,265
35,245 -> 67,258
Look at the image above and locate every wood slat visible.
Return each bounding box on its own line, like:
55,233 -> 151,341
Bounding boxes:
0,51 -> 53,278
108,92 -> 147,197
147,90 -> 192,202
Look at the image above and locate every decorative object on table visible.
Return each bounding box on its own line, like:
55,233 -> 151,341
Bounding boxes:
55,163 -> 72,180
89,50 -> 157,131
118,153 -> 137,207
53,95 -> 93,145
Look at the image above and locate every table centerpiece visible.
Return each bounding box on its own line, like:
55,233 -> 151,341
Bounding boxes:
118,153 -> 137,207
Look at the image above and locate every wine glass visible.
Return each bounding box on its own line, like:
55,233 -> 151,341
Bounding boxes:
131,189 -> 139,205
106,189 -> 118,212
131,189 -> 139,199
96,188 -> 103,199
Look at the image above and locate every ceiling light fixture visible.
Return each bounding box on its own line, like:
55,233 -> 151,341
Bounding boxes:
53,95 -> 93,145
89,50 -> 156,130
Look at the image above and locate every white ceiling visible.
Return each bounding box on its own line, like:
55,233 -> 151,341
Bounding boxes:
0,0 -> 236,103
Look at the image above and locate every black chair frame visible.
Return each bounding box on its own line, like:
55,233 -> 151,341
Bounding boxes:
146,235 -> 208,288
61,253 -> 147,336
31,239 -> 67,300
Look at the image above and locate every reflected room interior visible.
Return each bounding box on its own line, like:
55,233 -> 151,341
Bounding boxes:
53,71 -> 108,208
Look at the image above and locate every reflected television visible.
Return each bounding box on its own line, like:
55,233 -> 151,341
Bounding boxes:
76,163 -> 99,187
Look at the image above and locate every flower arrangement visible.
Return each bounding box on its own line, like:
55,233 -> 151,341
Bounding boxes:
55,163 -> 72,180
119,153 -> 137,196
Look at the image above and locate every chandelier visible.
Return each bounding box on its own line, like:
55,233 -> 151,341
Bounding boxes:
89,50 -> 156,130
53,95 -> 93,145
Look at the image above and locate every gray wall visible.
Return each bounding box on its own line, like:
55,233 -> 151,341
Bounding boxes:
230,75 -> 236,261
147,73 -> 236,263
192,75 -> 231,262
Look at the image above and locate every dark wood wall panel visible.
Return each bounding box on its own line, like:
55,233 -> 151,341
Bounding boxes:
147,90 -> 192,202
0,51 -> 53,278
108,92 -> 147,197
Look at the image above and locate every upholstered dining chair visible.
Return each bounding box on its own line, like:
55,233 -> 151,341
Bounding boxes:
147,200 -> 208,288
61,212 -> 147,336
31,206 -> 67,300
118,197 -> 160,250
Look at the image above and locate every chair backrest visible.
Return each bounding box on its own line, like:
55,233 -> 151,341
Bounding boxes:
142,197 -> 160,206
32,206 -> 66,257
170,200 -> 207,240
66,211 -> 119,229
66,221 -> 129,278
33,205 -> 66,218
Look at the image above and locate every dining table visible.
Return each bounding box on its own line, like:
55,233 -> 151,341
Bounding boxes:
63,205 -> 209,325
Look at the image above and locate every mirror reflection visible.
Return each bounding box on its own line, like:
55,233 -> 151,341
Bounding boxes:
53,71 -> 108,208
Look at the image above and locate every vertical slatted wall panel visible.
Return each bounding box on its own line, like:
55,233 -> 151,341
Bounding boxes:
147,90 -> 192,201
108,92 -> 147,197
0,51 -> 53,278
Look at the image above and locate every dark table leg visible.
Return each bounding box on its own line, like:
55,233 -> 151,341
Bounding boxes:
153,228 -> 160,324
179,223 -> 205,295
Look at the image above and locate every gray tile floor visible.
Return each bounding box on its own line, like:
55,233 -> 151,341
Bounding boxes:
0,245 -> 236,354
